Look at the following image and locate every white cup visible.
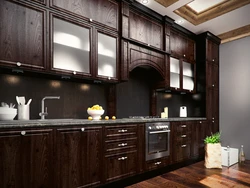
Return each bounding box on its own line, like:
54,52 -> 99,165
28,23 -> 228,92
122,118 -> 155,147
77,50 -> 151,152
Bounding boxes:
18,105 -> 30,120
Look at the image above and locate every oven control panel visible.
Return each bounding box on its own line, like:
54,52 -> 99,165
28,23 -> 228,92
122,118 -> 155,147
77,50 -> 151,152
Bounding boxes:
146,122 -> 170,130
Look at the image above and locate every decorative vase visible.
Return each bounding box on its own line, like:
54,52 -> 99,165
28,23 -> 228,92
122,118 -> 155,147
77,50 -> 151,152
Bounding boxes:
204,143 -> 222,168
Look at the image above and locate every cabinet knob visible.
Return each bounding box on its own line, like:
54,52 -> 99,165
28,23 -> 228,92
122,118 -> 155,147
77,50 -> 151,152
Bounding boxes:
81,128 -> 85,132
212,84 -> 215,87
73,71 -> 76,75
118,156 -> 127,160
118,143 -> 128,147
118,129 -> 127,133
181,144 -> 187,148
212,117 -> 214,120
183,54 -> 186,57
181,125 -> 186,128
108,77 -> 111,80
212,59 -> 215,62
16,62 -> 22,67
21,131 -> 26,135
181,134 -> 187,138
155,161 -> 161,165
89,18 -> 93,22
200,121 -> 202,124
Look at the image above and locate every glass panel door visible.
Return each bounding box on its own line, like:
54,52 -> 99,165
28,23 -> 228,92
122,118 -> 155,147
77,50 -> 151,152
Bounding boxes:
170,57 -> 180,88
53,18 -> 90,73
183,61 -> 194,90
97,32 -> 117,78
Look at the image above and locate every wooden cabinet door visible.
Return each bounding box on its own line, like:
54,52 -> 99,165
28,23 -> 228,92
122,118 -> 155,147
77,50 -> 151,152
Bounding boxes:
129,11 -> 163,50
50,0 -> 118,30
207,40 -> 219,63
55,126 -> 102,188
206,62 -> 219,90
0,129 -> 53,188
0,1 -> 46,70
192,121 -> 209,158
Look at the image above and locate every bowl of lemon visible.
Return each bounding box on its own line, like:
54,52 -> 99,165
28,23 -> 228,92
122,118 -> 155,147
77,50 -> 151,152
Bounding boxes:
87,104 -> 104,120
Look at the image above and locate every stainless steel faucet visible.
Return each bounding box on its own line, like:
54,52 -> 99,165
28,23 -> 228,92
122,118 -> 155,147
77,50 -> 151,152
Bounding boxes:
39,96 -> 60,119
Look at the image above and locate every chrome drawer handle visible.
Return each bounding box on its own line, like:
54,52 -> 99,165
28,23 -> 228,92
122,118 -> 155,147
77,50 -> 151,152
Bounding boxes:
155,162 -> 161,165
118,129 -> 127,133
118,156 -> 127,160
181,135 -> 187,138
118,143 -> 128,147
181,144 -> 187,148
181,125 -> 186,128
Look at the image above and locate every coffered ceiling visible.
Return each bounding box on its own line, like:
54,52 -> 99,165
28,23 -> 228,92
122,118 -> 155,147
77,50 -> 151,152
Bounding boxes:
136,0 -> 250,43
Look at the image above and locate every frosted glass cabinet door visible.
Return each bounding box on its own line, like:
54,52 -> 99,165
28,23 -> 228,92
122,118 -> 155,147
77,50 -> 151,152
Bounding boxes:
53,18 -> 90,74
97,32 -> 117,78
183,61 -> 194,91
170,57 -> 180,88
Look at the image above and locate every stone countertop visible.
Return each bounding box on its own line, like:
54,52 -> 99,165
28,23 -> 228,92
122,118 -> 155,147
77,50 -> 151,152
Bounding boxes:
0,117 -> 206,129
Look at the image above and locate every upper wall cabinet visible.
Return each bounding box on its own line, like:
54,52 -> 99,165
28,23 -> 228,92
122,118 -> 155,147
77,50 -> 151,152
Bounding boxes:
170,30 -> 195,63
121,3 -> 163,50
51,15 -> 119,82
0,0 -> 46,71
50,0 -> 119,31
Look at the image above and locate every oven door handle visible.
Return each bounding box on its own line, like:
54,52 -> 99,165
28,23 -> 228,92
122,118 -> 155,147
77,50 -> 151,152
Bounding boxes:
149,130 -> 170,134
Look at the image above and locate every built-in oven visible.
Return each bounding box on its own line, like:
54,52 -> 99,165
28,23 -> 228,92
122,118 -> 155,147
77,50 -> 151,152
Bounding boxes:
145,122 -> 170,161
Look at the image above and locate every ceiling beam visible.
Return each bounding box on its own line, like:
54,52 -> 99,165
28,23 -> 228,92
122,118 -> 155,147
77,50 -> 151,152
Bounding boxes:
218,24 -> 250,43
174,0 -> 250,25
154,0 -> 179,8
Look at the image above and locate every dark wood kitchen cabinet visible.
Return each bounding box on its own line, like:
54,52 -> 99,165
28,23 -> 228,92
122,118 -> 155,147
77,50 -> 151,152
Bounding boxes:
171,121 -> 192,163
55,126 -> 102,188
197,32 -> 220,133
0,128 -> 53,188
170,29 -> 195,63
103,124 -> 139,183
127,11 -> 163,50
0,0 -> 46,71
50,0 -> 119,30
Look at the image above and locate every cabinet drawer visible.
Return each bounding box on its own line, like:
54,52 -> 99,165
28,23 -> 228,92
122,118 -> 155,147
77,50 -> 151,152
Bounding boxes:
174,134 -> 192,143
104,151 -> 137,182
145,157 -> 169,171
173,143 -> 191,162
104,125 -> 137,139
175,124 -> 192,132
105,138 -> 137,153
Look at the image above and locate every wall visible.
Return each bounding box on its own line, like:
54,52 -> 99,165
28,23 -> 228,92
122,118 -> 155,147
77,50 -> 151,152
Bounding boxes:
220,36 -> 250,159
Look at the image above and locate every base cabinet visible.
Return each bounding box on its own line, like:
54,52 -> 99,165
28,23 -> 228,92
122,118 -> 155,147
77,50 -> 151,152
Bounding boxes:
55,126 -> 102,188
0,129 -> 53,188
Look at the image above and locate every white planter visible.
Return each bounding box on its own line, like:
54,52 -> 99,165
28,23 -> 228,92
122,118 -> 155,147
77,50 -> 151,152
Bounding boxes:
205,143 -> 222,169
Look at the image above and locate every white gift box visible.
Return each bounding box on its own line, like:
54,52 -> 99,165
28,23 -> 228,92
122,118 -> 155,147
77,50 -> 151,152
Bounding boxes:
221,146 -> 239,167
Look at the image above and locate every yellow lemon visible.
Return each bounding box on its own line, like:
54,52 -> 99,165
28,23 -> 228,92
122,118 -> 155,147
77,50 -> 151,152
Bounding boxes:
105,116 -> 109,120
88,116 -> 93,120
112,116 -> 116,120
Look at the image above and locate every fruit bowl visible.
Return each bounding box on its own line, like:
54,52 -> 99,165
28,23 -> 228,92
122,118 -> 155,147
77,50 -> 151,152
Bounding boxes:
87,109 -> 104,120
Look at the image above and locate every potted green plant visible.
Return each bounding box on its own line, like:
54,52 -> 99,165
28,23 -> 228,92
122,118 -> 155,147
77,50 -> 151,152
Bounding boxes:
204,132 -> 222,169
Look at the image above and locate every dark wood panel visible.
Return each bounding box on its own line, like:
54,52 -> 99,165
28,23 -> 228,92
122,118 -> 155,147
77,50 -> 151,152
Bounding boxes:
50,0 -> 118,30
129,43 -> 165,78
0,1 -> 46,70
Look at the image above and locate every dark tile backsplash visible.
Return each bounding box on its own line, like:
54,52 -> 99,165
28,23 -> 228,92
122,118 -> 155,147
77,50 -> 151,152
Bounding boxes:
1,68 -> 205,120
0,73 -> 107,119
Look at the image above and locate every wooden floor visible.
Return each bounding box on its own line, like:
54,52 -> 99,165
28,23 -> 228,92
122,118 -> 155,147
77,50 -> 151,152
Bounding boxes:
126,160 -> 250,188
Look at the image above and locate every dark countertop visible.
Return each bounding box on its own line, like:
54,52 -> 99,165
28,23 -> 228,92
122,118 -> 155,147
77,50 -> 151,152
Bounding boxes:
0,117 -> 206,129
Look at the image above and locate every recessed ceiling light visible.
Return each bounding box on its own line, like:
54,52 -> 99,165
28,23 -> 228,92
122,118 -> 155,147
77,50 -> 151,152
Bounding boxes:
142,0 -> 149,4
175,20 -> 184,25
